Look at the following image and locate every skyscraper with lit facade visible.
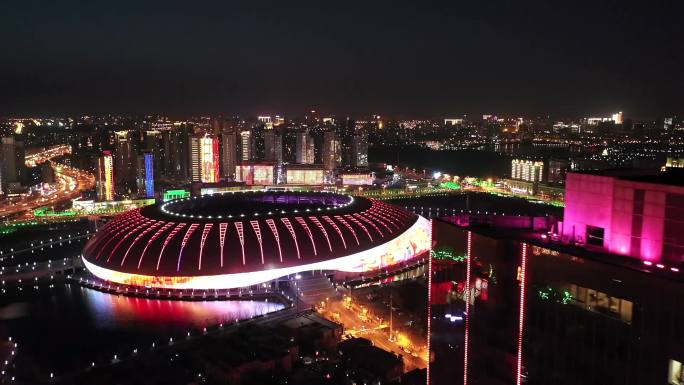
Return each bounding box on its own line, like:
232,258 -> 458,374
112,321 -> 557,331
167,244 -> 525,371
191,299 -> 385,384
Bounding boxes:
136,151 -> 154,198
113,130 -> 138,192
322,131 -> 341,171
97,151 -> 115,201
221,130 -> 238,180
296,131 -> 315,164
200,136 -> 220,183
511,159 -> 544,182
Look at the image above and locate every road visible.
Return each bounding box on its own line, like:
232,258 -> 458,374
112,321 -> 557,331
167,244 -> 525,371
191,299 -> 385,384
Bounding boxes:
0,158 -> 95,219
319,296 -> 428,372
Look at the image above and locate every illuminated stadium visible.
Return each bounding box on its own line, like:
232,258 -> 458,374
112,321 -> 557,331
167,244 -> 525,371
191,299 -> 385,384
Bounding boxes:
82,191 -> 430,290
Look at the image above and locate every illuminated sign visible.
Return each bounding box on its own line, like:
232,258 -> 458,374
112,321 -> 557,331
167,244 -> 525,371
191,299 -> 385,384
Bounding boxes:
163,189 -> 190,201
236,164 -> 275,185
286,168 -> 325,185
342,173 -> 374,186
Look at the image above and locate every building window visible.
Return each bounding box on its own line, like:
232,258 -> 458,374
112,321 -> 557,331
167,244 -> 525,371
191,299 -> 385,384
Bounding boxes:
669,359 -> 684,385
586,225 -> 605,247
568,283 -> 633,323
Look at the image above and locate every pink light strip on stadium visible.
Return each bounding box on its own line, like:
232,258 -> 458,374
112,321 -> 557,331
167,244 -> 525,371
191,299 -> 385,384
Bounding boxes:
107,220 -> 154,262
336,215 -> 359,245
84,216 -> 431,290
219,223 -> 228,267
156,223 -> 186,270
323,216 -> 347,249
177,223 -> 199,271
295,217 -> 317,256
281,218 -> 301,259
353,213 -> 384,238
198,224 -> 213,270
309,216 -> 333,252
250,221 -> 265,264
235,222 -> 246,265
266,219 -> 283,262
95,217 -> 145,260
345,214 -> 372,242
121,221 -> 163,267
138,222 -> 174,269
364,212 -> 394,234
89,213 -> 138,255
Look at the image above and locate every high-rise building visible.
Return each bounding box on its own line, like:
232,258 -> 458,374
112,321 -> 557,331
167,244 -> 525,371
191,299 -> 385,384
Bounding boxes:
97,151 -> 115,201
221,130 -> 238,180
296,131 -> 315,164
511,159 -> 544,182
612,111 -> 624,125
188,134 -> 219,183
136,151 -> 154,198
144,130 -> 164,180
322,131 -> 341,171
240,130 -> 254,161
168,124 -> 190,181
264,130 -> 283,164
547,158 -> 569,184
352,132 -> 368,168
189,135 -> 201,182
113,130 -> 138,192
200,136 -> 220,183
1,136 -> 25,188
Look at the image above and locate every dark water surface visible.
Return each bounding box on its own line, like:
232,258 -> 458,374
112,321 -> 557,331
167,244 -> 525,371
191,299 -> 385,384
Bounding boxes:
0,283 -> 284,379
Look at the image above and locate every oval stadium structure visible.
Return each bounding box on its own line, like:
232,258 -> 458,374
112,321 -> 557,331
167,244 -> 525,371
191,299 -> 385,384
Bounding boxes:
82,191 -> 430,289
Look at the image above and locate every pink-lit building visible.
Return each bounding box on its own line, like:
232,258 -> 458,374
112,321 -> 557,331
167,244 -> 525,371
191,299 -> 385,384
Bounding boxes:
561,171 -> 684,264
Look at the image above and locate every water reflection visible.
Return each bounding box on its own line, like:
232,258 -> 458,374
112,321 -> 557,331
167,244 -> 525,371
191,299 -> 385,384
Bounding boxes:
82,285 -> 284,330
0,283 -> 285,378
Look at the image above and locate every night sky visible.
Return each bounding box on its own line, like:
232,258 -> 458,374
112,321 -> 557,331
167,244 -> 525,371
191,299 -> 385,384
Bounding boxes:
1,1 -> 682,119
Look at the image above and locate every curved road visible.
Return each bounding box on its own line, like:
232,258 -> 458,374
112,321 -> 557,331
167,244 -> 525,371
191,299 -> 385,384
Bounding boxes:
0,153 -> 95,219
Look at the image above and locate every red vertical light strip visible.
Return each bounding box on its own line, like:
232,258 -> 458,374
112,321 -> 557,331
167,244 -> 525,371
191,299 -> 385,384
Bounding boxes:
365,212 -> 394,234
309,217 -> 333,252
156,223 -> 186,270
335,215 -> 359,245
219,223 -> 228,267
426,219 -> 433,385
516,243 -> 528,385
89,213 -> 136,255
323,216 -> 347,249
235,222 -> 246,265
266,219 -> 283,262
107,220 -> 152,262
353,213 -> 384,238
345,214 -> 372,241
138,222 -> 174,269
212,137 -> 220,181
250,220 -> 265,264
176,223 -> 199,271
295,217 -> 317,255
95,218 -> 144,260
198,224 -> 213,270
121,221 -> 163,267
464,231 -> 472,385
282,218 -> 302,259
